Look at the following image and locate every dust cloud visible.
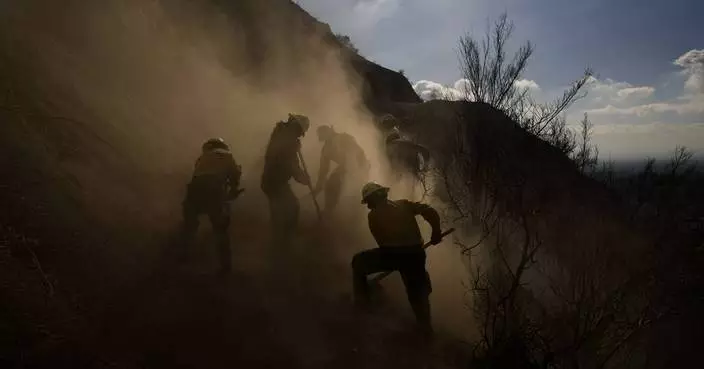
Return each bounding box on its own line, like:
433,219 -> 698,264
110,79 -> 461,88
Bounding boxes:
1,0 -> 476,341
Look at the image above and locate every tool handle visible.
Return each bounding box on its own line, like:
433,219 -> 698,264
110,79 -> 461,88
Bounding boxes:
297,150 -> 322,220
370,228 -> 456,284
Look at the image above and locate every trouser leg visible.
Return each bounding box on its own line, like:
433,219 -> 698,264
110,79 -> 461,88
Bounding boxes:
181,200 -> 200,257
399,251 -> 433,332
279,184 -> 299,242
264,190 -> 281,245
263,184 -> 298,274
263,184 -> 295,245
351,248 -> 398,305
209,203 -> 231,273
324,168 -> 344,214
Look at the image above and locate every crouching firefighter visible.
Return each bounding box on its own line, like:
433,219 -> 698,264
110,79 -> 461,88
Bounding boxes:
182,138 -> 243,275
351,182 -> 442,335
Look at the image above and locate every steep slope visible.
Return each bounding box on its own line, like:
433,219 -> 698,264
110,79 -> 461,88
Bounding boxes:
396,100 -> 698,367
0,0 -> 462,367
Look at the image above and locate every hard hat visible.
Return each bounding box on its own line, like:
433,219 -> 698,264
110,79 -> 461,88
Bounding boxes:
385,128 -> 401,144
380,114 -> 397,123
316,125 -> 334,139
379,114 -> 399,128
202,137 -> 229,152
361,182 -> 389,204
288,113 -> 310,133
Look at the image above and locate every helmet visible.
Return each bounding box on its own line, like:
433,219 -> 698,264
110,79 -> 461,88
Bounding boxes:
361,182 -> 389,204
316,125 -> 334,141
288,113 -> 310,134
385,129 -> 401,144
379,114 -> 399,130
202,137 -> 229,152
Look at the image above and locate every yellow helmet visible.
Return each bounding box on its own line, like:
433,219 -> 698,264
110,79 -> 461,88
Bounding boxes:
361,182 -> 389,204
385,128 -> 402,144
202,137 -> 229,152
316,125 -> 335,141
379,114 -> 399,130
288,113 -> 310,134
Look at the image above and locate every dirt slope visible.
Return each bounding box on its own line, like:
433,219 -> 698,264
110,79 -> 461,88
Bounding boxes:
0,0 -> 473,367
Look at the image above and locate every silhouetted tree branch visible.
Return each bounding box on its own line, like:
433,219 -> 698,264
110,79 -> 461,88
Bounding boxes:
458,12 -> 592,153
573,113 -> 599,173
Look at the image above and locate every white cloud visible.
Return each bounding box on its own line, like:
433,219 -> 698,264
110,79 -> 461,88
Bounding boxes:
412,78 -> 538,101
674,49 -> 704,93
616,86 -> 655,100
581,75 -> 704,123
515,79 -> 541,92
412,79 -> 465,101
586,95 -> 704,118
581,77 -> 656,107
569,55 -> 704,157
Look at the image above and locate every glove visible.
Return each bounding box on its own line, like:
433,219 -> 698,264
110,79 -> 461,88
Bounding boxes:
430,229 -> 443,245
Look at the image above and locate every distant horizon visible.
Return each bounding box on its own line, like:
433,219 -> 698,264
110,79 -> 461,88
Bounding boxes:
596,154 -> 704,173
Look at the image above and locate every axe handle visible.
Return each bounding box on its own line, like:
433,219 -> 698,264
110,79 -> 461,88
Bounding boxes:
369,228 -> 456,284
297,150 -> 322,220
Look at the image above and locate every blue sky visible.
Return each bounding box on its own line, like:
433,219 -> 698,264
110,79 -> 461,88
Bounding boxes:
296,0 -> 704,160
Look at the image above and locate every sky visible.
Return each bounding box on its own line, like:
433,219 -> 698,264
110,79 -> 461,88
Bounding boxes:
295,0 -> 704,161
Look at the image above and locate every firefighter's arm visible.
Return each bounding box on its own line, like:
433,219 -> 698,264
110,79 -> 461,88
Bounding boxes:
402,200 -> 442,244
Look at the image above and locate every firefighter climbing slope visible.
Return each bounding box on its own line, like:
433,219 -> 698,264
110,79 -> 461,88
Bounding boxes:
386,129 -> 431,183
378,115 -> 431,187
352,182 -> 443,335
313,125 -> 370,215
182,138 -> 243,275
261,113 -> 311,246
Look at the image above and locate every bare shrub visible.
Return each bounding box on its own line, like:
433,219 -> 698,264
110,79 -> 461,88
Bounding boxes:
429,108 -> 659,368
458,12 -> 592,153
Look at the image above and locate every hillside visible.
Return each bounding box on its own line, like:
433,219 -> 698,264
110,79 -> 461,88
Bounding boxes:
1,0 -> 697,368
0,0 -> 458,367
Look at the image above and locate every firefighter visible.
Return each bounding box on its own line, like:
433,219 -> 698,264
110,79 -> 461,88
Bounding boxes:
385,129 -> 431,184
260,113 -> 311,245
351,182 -> 442,335
313,125 -> 370,215
182,138 -> 242,275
